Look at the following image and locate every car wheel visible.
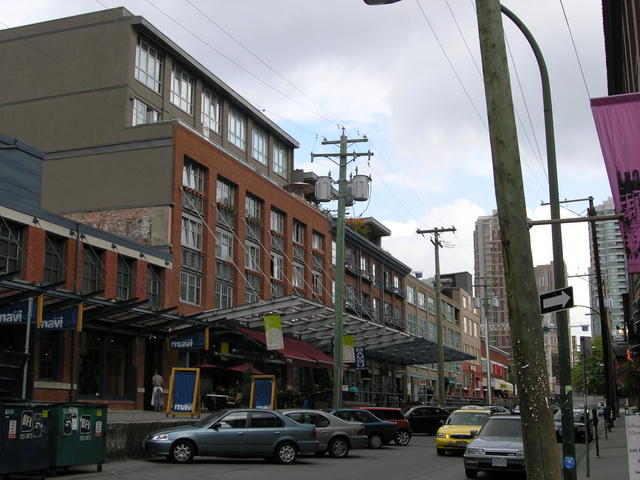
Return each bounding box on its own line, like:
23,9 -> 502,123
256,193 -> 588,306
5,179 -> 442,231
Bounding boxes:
436,448 -> 445,456
368,433 -> 383,449
328,437 -> 350,458
464,468 -> 478,478
274,442 -> 297,465
170,440 -> 195,464
395,429 -> 411,446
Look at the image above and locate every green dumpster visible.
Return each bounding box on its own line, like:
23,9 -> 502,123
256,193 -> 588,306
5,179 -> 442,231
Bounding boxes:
0,402 -> 52,477
49,403 -> 107,473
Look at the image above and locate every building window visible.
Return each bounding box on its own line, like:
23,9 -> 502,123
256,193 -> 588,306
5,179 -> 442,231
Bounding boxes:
132,98 -> 159,126
181,215 -> 202,251
292,221 -> 305,245
78,332 -> 131,398
273,143 -> 286,177
215,281 -> 233,309
116,256 -> 134,300
418,318 -> 426,338
384,302 -> 392,318
360,256 -> 369,273
417,292 -> 426,310
271,253 -> 284,280
216,229 -> 233,261
312,271 -> 323,297
183,160 -> 205,192
135,37 -> 162,92
147,265 -> 163,310
38,331 -> 60,380
201,88 -> 221,134
43,234 -> 65,284
270,209 -> 284,234
216,178 -> 235,208
252,128 -> 268,165
292,262 -> 304,289
371,263 -> 378,284
82,246 -> 103,293
245,241 -> 260,272
407,286 -> 416,305
245,195 -> 262,223
332,240 -> 337,266
180,270 -> 201,305
227,108 -> 246,150
0,220 -> 21,275
170,64 -> 194,114
407,314 -> 416,335
393,275 -> 400,288
312,231 -> 323,251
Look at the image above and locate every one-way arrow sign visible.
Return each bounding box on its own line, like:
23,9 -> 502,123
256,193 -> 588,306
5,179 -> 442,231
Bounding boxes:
539,286 -> 574,314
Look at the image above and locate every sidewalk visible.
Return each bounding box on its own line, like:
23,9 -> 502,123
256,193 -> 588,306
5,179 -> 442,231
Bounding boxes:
576,418 -> 629,480
108,409 -> 204,424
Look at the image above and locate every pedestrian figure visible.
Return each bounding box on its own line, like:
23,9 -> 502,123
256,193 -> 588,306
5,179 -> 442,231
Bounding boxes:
151,370 -> 164,411
426,386 -> 434,405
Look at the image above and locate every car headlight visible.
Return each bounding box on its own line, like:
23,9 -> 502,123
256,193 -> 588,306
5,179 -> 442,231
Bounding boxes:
466,448 -> 485,455
516,449 -> 525,457
151,433 -> 169,441
436,433 -> 448,438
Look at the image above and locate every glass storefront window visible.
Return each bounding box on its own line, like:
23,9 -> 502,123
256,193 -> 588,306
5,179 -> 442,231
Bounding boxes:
78,331 -> 131,399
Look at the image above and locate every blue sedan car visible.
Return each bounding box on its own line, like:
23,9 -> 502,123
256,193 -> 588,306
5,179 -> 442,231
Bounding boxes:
144,409 -> 319,464
326,408 -> 397,448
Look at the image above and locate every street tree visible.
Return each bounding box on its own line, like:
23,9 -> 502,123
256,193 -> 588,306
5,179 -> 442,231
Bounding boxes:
571,335 -> 605,396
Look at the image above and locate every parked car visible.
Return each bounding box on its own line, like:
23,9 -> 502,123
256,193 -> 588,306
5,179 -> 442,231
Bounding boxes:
435,409 -> 491,455
326,408 -> 397,448
463,415 -> 525,478
554,409 -> 592,443
281,409 -> 367,458
482,405 -> 512,415
459,405 -> 486,410
402,405 -> 451,435
144,408 -> 319,464
356,406 -> 412,446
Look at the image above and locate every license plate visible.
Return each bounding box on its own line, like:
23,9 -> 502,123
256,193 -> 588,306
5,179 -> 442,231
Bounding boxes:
492,457 -> 508,467
456,441 -> 467,447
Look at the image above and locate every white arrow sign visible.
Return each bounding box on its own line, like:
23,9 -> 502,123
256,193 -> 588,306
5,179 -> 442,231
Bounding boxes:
539,286 -> 574,314
542,290 -> 572,310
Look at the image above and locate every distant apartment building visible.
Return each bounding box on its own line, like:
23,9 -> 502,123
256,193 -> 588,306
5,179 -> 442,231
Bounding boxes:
473,212 -> 512,355
534,263 -> 559,394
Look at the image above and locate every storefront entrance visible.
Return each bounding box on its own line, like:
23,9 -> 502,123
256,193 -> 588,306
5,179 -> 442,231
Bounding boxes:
78,331 -> 133,399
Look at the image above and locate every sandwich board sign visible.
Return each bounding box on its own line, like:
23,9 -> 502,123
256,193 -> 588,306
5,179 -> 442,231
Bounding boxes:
166,367 -> 201,417
249,375 -> 277,410
540,286 -> 574,314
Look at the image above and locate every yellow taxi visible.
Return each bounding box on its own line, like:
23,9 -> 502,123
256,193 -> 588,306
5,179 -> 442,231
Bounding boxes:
435,409 -> 491,455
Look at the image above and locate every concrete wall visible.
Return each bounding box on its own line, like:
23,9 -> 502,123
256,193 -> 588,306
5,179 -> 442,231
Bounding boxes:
107,419 -> 198,460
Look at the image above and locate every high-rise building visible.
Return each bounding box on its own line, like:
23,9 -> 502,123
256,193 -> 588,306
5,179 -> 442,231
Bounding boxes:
473,212 -> 512,355
589,198 -> 628,339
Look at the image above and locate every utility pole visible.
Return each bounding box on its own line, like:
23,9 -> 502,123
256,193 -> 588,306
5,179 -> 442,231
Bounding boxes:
311,129 -> 371,408
417,227 -> 455,408
476,2 -> 561,479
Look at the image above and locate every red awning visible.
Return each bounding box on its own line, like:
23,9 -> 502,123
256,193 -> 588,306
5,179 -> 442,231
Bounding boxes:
227,363 -> 264,375
238,327 -> 333,367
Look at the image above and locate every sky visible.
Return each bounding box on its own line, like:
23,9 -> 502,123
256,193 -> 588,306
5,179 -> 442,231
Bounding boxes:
1,0 -> 612,333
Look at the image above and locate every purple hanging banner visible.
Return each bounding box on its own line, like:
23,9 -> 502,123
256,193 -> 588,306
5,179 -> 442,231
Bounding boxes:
591,93 -> 640,273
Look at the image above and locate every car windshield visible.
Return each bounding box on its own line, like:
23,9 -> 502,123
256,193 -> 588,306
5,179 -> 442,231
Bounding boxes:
479,418 -> 522,438
194,409 -> 227,427
446,412 -> 490,426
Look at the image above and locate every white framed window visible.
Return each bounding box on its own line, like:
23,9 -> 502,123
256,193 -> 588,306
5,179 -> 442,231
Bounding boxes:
293,262 -> 304,288
201,88 -> 221,134
215,282 -> 233,309
170,64 -> 193,115
135,37 -> 162,92
360,256 -> 369,273
183,160 -> 204,192
251,128 -> 268,165
418,292 -> 426,310
246,196 -> 261,221
271,253 -> 284,280
245,241 -> 261,271
227,108 -> 246,150
216,179 -> 235,207
132,98 -> 159,126
270,209 -> 284,233
292,221 -> 305,244
180,271 -> 201,305
312,232 -> 323,251
273,143 -> 286,177
407,287 -> 416,305
216,229 -> 233,261
312,271 -> 323,297
181,215 -> 202,251
332,241 -> 337,266
393,275 -> 399,288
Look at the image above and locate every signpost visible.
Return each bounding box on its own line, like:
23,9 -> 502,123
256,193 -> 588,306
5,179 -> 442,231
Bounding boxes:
249,375 -> 277,410
166,368 -> 201,417
540,287 -> 574,314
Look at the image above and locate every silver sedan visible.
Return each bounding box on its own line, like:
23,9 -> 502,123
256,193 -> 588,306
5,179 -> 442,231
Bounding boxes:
281,409 -> 368,458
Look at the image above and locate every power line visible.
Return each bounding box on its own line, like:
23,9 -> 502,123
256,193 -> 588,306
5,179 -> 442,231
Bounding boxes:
558,0 -> 592,99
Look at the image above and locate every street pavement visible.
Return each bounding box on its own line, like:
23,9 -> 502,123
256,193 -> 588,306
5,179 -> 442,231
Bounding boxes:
576,418 -> 629,480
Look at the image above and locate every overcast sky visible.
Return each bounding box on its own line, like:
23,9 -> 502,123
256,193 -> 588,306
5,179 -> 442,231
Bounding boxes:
2,0 -> 611,331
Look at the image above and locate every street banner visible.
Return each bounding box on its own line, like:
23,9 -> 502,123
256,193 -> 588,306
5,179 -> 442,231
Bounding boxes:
591,93 -> 640,273
166,367 -> 201,417
343,335 -> 355,363
250,375 -> 277,410
355,346 -> 367,370
169,329 -> 209,350
38,305 -> 81,331
0,301 -> 29,325
263,315 -> 284,350
626,415 -> 640,480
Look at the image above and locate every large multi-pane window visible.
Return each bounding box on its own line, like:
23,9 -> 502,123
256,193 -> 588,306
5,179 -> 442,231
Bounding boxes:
183,160 -> 205,192
331,240 -> 337,266
170,64 -> 194,114
273,143 -> 286,177
312,231 -> 323,251
271,253 -> 284,280
147,265 -> 163,310
245,241 -> 260,271
201,88 -> 221,134
216,229 -> 233,261
292,262 -> 304,289
216,179 -> 235,207
312,271 -> 323,298
116,256 -> 134,300
292,221 -> 305,244
38,331 -> 60,380
180,271 -> 201,305
0,221 -> 21,274
135,37 -> 162,92
407,286 -> 416,305
251,128 -> 268,165
407,314 -> 416,335
227,108 -> 246,150
132,98 -> 159,126
417,292 -> 426,310
215,282 -> 233,309
181,215 -> 202,251
270,209 -> 284,234
418,318 -> 426,338
82,246 -> 103,293
43,234 -> 65,284
245,196 -> 261,222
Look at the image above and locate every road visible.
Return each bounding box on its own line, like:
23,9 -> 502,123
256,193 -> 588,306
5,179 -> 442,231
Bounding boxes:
57,435 -> 498,480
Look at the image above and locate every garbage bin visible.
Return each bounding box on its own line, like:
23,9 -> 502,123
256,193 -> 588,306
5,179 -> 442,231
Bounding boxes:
49,403 -> 107,473
0,402 -> 52,477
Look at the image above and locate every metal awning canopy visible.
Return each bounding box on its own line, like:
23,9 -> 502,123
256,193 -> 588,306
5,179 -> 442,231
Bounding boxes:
198,295 -> 475,365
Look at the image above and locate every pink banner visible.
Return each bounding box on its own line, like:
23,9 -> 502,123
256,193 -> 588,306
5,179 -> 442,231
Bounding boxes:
591,93 -> 640,273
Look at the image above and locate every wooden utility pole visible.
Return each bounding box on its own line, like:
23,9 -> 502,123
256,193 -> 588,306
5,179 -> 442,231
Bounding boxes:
416,227 -> 455,407
476,1 -> 561,478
